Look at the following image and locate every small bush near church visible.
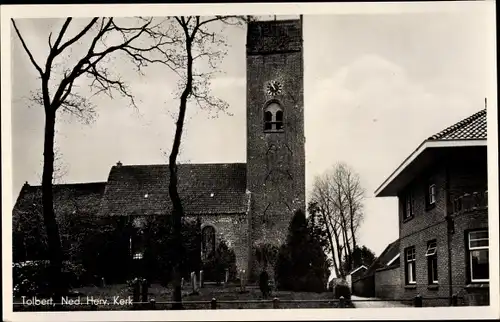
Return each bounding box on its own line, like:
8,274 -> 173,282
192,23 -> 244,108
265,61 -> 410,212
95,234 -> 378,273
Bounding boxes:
202,239 -> 237,283
274,209 -> 329,292
333,283 -> 351,300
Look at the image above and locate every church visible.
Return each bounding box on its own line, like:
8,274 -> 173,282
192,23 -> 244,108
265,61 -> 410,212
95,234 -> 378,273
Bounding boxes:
12,18 -> 306,277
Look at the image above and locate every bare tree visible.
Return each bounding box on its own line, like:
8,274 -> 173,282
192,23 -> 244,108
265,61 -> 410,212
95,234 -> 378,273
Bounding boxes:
148,15 -> 252,309
12,17 -> 176,302
310,162 -> 365,278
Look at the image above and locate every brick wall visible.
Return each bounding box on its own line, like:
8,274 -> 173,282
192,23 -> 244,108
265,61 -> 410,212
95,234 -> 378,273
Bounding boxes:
187,213 -> 250,273
375,266 -> 401,299
246,20 -> 306,249
396,147 -> 488,306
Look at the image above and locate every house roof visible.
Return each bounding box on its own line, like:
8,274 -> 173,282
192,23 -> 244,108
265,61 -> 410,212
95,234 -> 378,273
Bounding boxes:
99,163 -> 248,216
428,109 -> 487,141
375,109 -> 487,197
363,239 -> 400,277
13,182 -> 106,220
348,265 -> 367,276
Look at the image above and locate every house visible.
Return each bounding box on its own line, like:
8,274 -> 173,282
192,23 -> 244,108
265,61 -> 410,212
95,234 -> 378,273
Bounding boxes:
352,239 -> 400,298
346,265 -> 367,291
374,108 -> 489,306
12,18 -> 306,280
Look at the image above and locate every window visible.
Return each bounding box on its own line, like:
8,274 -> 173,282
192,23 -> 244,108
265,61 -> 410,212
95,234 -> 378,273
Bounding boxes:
426,240 -> 438,284
428,184 -> 436,205
133,252 -> 143,260
468,230 -> 489,282
263,102 -> 284,132
201,225 -> 216,259
405,246 -> 416,284
404,191 -> 414,219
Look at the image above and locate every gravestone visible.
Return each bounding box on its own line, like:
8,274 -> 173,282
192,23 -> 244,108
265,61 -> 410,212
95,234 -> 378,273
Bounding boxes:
100,277 -> 106,288
225,269 -> 229,285
199,270 -> 204,288
181,277 -> 185,289
191,271 -> 198,294
239,269 -> 246,292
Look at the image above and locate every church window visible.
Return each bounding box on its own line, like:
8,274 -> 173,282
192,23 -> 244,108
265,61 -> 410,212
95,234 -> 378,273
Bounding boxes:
264,102 -> 284,132
202,225 -> 216,259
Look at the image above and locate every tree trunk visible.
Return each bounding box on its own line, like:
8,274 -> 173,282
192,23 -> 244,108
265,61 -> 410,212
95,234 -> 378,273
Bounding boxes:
42,109 -> 65,305
331,225 -> 345,278
321,211 -> 340,278
168,31 -> 193,310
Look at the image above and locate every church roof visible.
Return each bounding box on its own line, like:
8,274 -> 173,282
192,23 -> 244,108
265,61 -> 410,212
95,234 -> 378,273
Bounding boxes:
428,108 -> 487,141
99,163 -> 248,216
13,182 -> 106,219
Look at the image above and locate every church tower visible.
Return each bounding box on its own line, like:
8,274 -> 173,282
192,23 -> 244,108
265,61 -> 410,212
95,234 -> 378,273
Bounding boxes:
246,18 -> 306,249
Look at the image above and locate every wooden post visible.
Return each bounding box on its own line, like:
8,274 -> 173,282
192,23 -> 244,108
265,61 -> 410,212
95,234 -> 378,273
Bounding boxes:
211,298 -> 217,310
199,270 -> 204,288
339,296 -> 345,308
414,295 -> 423,307
225,269 -> 229,284
273,297 -> 280,309
149,298 -> 156,310
451,294 -> 458,306
181,277 -> 185,289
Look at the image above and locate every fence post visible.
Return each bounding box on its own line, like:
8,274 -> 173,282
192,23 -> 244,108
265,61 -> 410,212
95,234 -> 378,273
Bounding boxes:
451,294 -> 458,306
149,298 -> 156,310
414,295 -> 422,307
339,296 -> 345,308
211,298 -> 217,310
273,297 -> 280,309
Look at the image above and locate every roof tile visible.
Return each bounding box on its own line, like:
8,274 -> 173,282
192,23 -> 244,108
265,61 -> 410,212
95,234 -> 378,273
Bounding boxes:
428,109 -> 487,141
99,163 -> 248,216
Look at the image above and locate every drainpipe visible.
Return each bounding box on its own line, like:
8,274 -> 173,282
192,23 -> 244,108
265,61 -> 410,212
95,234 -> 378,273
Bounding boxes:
445,165 -> 454,305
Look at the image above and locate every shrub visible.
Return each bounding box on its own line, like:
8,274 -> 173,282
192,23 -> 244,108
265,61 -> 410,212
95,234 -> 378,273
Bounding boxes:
13,260 -> 52,297
274,209 -> 329,293
202,239 -> 237,283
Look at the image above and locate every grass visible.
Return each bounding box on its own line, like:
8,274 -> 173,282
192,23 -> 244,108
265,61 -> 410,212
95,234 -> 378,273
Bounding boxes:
14,283 -> 350,311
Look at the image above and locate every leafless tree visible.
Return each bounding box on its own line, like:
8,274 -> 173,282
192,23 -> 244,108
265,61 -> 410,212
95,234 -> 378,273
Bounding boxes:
12,16 -> 181,302
149,15 -> 252,309
310,162 -> 365,278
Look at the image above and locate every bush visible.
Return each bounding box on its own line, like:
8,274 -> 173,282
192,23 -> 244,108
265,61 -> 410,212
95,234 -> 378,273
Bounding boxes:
13,260 -> 88,297
274,209 -> 329,293
202,239 -> 237,283
334,283 -> 351,300
13,261 -> 51,297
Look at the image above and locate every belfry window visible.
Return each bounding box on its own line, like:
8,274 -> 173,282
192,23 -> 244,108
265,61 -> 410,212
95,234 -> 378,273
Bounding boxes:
264,102 -> 284,132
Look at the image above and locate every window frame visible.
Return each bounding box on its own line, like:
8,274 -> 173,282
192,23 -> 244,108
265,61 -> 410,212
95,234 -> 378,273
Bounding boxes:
263,101 -> 284,132
403,190 -> 415,221
405,246 -> 416,285
425,181 -> 436,210
426,240 -> 438,284
468,230 -> 489,283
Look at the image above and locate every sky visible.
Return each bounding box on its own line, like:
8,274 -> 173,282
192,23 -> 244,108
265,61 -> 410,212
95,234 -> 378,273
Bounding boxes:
9,5 -> 496,257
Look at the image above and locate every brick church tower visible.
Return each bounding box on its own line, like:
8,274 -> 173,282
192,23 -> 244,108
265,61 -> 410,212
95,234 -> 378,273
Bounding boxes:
246,18 -> 306,250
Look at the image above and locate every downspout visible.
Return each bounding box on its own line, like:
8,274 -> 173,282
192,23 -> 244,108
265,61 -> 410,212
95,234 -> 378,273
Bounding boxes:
445,165 -> 454,305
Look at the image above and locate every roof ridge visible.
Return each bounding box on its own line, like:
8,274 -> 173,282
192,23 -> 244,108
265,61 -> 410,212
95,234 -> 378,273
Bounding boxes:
25,181 -> 107,188
428,109 -> 486,140
114,162 -> 246,167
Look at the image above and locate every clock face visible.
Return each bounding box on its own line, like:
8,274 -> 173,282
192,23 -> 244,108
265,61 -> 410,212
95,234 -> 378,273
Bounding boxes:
266,80 -> 283,96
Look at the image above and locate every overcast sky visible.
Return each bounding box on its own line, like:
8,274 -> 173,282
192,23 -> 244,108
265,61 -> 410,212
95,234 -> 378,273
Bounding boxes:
10,4 -> 496,256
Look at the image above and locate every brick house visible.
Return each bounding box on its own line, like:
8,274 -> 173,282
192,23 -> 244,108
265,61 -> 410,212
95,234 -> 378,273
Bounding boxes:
12,18 -> 306,280
374,109 -> 489,306
352,239 -> 400,298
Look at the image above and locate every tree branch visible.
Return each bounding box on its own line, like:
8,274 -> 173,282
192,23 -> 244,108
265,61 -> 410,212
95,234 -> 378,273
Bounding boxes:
11,19 -> 44,77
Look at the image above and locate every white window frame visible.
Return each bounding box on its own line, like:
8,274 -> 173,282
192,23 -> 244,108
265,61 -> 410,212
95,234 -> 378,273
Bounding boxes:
428,184 -> 436,205
426,240 -> 438,284
405,247 -> 416,284
468,230 -> 489,283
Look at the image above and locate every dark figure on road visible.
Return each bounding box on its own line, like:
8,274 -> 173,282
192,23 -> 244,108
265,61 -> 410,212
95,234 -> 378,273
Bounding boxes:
259,271 -> 270,299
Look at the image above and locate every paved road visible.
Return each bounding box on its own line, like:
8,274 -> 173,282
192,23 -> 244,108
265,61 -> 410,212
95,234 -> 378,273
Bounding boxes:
351,295 -> 411,308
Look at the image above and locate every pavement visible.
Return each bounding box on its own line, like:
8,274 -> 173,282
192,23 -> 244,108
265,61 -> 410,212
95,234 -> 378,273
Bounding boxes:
351,295 -> 411,308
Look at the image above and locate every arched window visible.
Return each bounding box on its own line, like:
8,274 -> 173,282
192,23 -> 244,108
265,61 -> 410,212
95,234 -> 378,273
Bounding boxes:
264,102 -> 284,132
201,225 -> 216,259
